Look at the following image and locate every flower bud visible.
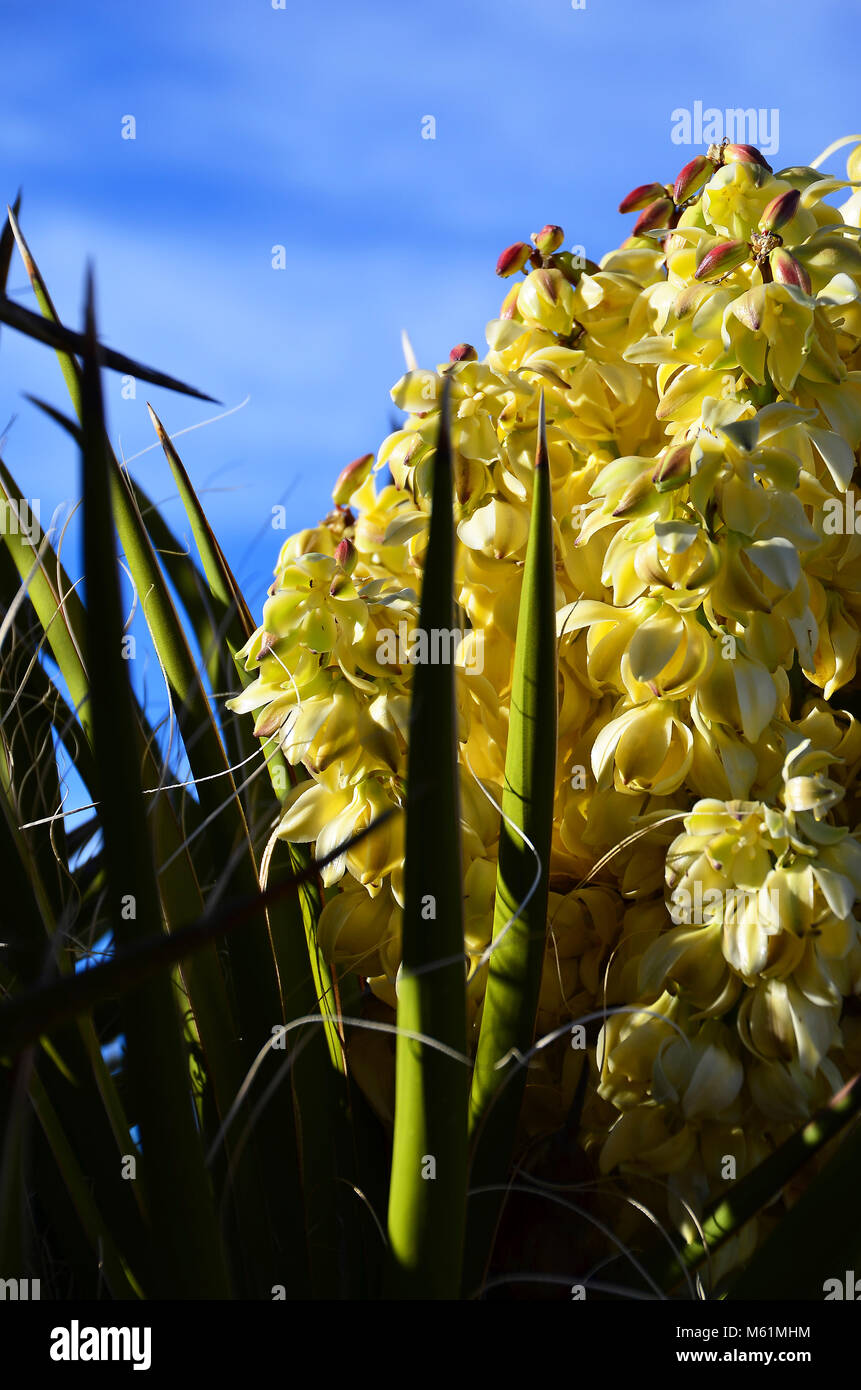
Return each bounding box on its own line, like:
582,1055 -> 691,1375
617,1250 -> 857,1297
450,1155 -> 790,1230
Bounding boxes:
334,537 -> 357,575
495,241 -> 532,277
320,506 -> 355,534
758,188 -> 800,234
633,198 -> 674,237
652,442 -> 693,492
723,143 -> 773,172
554,252 -> 580,284
449,343 -> 477,361
769,246 -> 812,294
332,452 -> 374,505
694,239 -> 750,281
673,155 -> 711,204
618,182 -> 667,214
530,224 -> 564,254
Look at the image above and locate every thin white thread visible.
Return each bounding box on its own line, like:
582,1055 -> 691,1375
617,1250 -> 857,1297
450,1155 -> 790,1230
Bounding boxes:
205,1013 -> 471,1167
117,396 -> 251,467
493,1003 -> 690,1074
477,1273 -> 658,1300
0,513 -> 61,652
461,749 -> 543,973
465,1182 -> 665,1300
17,730 -> 281,830
810,135 -> 861,170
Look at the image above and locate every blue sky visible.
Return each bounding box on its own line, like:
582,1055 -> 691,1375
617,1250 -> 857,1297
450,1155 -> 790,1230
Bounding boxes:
1,0 -> 860,617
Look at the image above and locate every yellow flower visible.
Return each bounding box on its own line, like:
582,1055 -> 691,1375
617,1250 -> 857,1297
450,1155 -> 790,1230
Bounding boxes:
704,163 -> 815,244
277,771 -> 403,888
231,135 -> 861,1274
317,878 -> 400,978
591,699 -> 694,795
738,977 -> 840,1075
599,1105 -> 698,1176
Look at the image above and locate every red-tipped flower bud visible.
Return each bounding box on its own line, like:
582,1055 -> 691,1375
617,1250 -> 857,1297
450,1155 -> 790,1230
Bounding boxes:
530,224 -> 565,254
618,182 -> 668,214
334,537 -> 357,575
694,239 -> 750,281
449,343 -> 477,362
496,241 -> 532,277
769,246 -> 812,294
652,442 -> 693,492
758,188 -> 801,234
332,452 -> 374,506
673,155 -> 712,204
633,197 -> 674,237
723,143 -> 773,172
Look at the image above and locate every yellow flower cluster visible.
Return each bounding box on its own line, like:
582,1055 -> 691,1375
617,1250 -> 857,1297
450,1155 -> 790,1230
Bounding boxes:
230,136 -> 861,1258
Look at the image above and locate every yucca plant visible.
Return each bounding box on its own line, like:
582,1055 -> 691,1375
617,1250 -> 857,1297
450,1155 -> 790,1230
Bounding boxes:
2,131 -> 861,1304
0,207 -> 384,1301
